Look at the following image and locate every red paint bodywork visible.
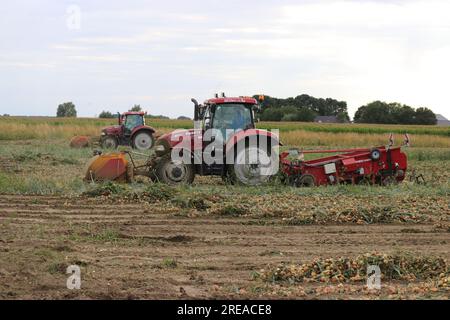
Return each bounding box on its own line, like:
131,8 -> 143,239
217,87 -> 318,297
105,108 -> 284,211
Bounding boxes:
204,97 -> 257,105
102,125 -> 122,136
159,128 -> 280,154
157,96 -> 279,158
280,146 -> 407,186
131,125 -> 155,136
224,129 -> 280,154
123,111 -> 146,116
101,112 -> 155,139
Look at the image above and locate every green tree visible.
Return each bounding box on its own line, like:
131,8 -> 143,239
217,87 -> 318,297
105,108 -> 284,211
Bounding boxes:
254,94 -> 350,121
354,101 -> 394,124
129,104 -> 142,112
391,104 -> 415,125
336,112 -> 350,123
415,107 -> 437,125
99,111 -> 115,118
260,108 -> 284,121
56,102 -> 77,118
354,101 -> 437,125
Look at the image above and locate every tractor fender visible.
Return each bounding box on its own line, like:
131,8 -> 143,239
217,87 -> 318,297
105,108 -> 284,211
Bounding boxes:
225,129 -> 281,158
130,125 -> 156,138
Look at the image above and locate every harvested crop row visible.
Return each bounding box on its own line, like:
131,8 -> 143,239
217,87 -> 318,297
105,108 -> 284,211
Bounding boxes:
256,252 -> 449,285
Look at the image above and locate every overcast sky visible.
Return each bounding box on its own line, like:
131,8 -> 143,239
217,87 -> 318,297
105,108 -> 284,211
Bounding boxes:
1,0 -> 450,119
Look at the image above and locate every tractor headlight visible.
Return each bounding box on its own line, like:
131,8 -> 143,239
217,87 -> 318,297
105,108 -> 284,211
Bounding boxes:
155,145 -> 166,152
154,140 -> 170,156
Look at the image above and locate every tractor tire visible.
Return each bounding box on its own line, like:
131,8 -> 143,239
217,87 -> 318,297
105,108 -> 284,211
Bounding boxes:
381,175 -> 398,186
228,145 -> 278,186
101,136 -> 118,149
294,174 -> 316,187
133,132 -> 155,151
154,154 -> 195,185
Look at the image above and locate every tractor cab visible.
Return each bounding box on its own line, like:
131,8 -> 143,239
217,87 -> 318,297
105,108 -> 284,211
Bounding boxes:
119,112 -> 146,135
193,96 -> 258,141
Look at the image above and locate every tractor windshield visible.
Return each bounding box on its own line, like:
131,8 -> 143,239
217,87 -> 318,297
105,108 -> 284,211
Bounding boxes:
124,114 -> 144,134
212,104 -> 253,132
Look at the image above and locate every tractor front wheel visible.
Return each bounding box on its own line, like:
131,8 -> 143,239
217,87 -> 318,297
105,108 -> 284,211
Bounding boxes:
101,136 -> 118,149
154,154 -> 195,185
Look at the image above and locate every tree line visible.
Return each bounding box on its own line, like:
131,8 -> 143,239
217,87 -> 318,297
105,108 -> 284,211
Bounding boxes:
353,101 -> 436,125
98,105 -> 171,119
254,94 -> 350,123
56,97 -> 437,125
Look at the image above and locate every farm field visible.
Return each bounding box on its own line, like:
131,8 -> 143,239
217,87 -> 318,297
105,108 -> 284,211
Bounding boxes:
0,117 -> 449,299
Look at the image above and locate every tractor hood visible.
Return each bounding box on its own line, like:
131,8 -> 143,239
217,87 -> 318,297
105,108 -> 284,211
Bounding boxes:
158,129 -> 195,147
101,125 -> 122,135
154,129 -> 196,156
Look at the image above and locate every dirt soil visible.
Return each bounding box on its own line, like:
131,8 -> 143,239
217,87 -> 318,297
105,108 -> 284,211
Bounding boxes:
0,194 -> 448,299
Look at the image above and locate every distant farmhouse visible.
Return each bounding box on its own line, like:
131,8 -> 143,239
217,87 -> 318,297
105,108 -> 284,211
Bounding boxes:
314,115 -> 339,123
436,114 -> 450,126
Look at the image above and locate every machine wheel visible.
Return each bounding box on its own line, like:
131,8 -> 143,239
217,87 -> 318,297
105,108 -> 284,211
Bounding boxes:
381,175 -> 397,186
229,145 -> 278,186
294,174 -> 316,187
357,177 -> 372,186
154,154 -> 195,185
101,136 -> 118,149
133,132 -> 155,150
370,148 -> 381,161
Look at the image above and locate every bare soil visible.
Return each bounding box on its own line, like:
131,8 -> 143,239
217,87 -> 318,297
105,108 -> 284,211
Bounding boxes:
0,194 -> 448,299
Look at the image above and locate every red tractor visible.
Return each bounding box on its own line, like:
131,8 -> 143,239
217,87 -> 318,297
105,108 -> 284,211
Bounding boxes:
151,96 -> 281,185
100,112 -> 156,151
85,96 -> 410,187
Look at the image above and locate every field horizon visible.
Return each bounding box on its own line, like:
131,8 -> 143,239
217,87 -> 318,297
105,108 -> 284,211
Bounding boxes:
0,116 -> 449,299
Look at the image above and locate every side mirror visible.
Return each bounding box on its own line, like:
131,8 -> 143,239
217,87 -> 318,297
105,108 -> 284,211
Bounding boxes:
204,118 -> 211,129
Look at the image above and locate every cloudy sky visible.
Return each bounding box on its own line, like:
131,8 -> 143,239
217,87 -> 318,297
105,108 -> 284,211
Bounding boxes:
1,0 -> 450,119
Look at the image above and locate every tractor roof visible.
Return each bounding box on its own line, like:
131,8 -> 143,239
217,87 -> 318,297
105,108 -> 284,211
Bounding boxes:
123,111 -> 145,116
204,97 -> 257,105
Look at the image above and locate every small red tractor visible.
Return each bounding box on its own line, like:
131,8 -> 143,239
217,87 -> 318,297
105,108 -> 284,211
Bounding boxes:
100,112 -> 156,151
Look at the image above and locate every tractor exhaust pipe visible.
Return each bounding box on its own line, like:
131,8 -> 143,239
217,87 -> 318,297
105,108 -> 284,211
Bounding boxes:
191,98 -> 199,121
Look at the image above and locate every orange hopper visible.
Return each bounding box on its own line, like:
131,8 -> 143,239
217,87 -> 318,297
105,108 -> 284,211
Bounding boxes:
84,152 -> 129,182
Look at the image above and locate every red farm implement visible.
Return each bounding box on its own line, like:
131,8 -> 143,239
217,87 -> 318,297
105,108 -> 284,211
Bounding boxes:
280,139 -> 409,187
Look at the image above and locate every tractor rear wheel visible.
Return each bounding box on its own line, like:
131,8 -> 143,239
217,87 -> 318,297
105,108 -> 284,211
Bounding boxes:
229,145 -> 278,186
133,132 -> 155,150
154,154 -> 195,185
101,136 -> 118,149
